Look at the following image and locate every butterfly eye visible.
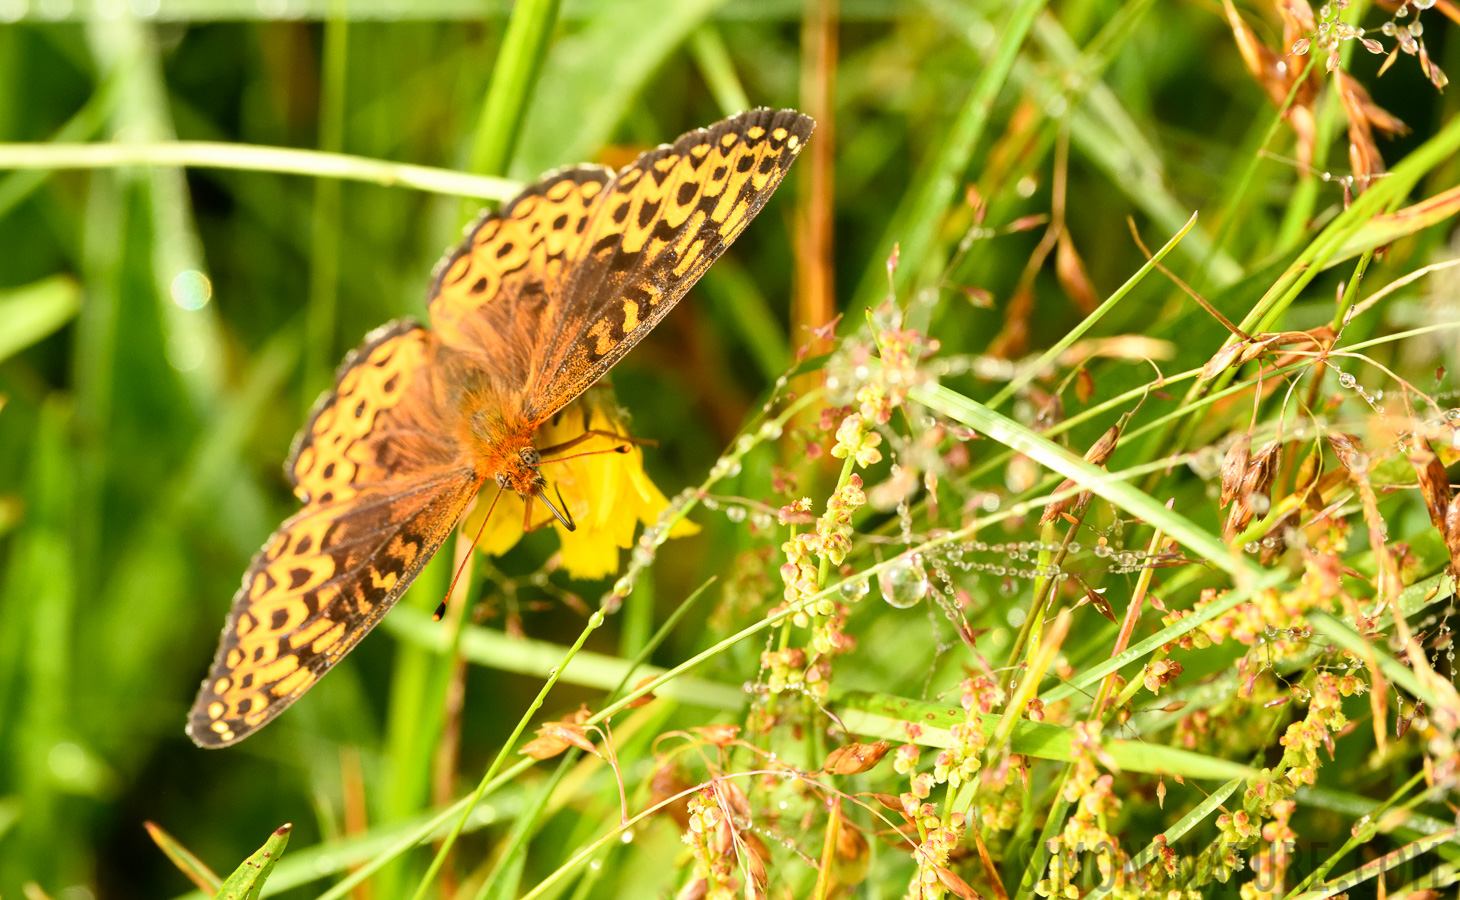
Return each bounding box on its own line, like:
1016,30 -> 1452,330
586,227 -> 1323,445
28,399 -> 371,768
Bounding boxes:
520,447 -> 541,467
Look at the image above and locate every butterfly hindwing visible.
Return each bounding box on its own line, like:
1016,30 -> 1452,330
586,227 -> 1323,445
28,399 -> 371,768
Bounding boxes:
188,475 -> 477,746
188,323 -> 479,747
525,108 -> 814,420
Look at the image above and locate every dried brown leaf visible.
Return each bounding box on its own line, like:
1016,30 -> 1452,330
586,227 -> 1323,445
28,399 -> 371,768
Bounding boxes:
824,741 -> 893,775
934,865 -> 985,900
1055,232 -> 1099,313
1410,442 -> 1452,531
1444,495 -> 1460,583
650,761 -> 692,828
1329,432 -> 1367,474
1202,340 -> 1247,380
624,676 -> 658,709
1075,366 -> 1095,404
693,724 -> 742,746
1220,436 -> 1252,508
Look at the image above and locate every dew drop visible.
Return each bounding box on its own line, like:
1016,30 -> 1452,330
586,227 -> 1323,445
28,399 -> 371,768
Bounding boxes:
840,579 -> 870,602
878,554 -> 930,608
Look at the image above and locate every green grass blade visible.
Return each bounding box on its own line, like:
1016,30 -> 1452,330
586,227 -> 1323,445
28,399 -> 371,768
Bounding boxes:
852,0 -> 1047,314
0,70 -> 120,220
0,142 -> 518,200
145,821 -> 222,894
1288,829 -> 1459,900
383,605 -> 745,710
689,25 -> 751,116
1090,778 -> 1241,897
984,211 -> 1195,408
302,3 -> 350,405
468,0 -> 563,178
211,824 -> 290,900
0,275 -> 81,363
834,692 -> 1252,780
908,379 -> 1263,580
511,0 -> 731,176
1306,609 -> 1436,709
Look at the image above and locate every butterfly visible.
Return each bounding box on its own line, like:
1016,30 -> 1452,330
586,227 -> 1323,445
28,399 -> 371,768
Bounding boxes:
188,108 -> 815,747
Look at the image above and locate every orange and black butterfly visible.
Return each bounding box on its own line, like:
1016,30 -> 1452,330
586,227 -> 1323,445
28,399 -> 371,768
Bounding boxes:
188,109 -> 814,747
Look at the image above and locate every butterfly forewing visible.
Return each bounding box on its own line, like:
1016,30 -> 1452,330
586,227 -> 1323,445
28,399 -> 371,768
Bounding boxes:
525,108 -> 814,421
428,166 -> 614,402
188,323 -> 479,747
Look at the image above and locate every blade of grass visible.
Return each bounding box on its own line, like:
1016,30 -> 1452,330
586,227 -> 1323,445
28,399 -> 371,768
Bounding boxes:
1038,568 -> 1286,705
1013,766 -> 1073,900
698,260 -> 792,380
169,789 -> 524,900
0,70 -> 120,220
984,211 -> 1196,408
908,378 -> 1264,581
212,825 -> 291,900
467,0 -> 561,178
1288,829 -> 1459,900
86,15 -> 224,405
0,275 -> 81,363
1283,770 -> 1429,899
1089,778 -> 1242,897
382,605 -> 744,710
851,0 -> 1046,314
833,691 -> 1252,781
689,25 -> 750,116
0,141 -> 518,200
469,578 -> 715,900
145,822 -> 223,894
1306,609 -> 1435,709
405,608 -> 612,900
511,0 -> 729,176
302,1 -> 350,405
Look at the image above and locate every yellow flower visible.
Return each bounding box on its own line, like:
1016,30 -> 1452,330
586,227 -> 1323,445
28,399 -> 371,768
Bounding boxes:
462,385 -> 698,580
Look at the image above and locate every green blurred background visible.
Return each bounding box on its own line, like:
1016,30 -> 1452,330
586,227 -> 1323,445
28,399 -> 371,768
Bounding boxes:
0,0 -> 1455,897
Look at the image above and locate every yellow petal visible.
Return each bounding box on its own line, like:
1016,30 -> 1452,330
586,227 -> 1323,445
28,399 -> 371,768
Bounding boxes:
471,385 -> 697,579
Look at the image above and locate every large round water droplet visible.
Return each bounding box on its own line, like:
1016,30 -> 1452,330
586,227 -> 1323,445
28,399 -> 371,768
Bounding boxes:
878,554 -> 929,608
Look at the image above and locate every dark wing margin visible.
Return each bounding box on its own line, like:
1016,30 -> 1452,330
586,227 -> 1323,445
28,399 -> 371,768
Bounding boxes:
187,471 -> 478,747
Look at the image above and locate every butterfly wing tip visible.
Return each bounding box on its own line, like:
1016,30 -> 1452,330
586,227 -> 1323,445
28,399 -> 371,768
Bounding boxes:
186,712 -> 244,749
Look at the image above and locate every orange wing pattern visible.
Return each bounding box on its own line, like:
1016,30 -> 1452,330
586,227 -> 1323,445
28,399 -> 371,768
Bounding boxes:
527,108 -> 813,420
188,323 -> 480,747
190,110 -> 813,747
428,166 -> 613,401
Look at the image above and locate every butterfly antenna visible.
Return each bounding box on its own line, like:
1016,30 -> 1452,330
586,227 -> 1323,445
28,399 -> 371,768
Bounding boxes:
536,483 -> 576,532
436,484 -> 501,622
